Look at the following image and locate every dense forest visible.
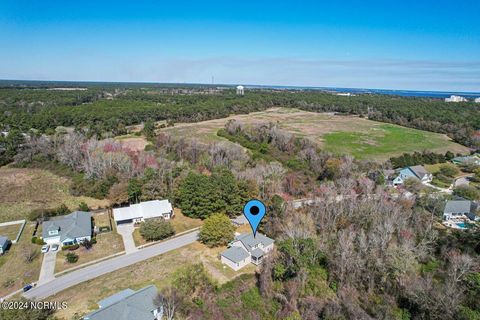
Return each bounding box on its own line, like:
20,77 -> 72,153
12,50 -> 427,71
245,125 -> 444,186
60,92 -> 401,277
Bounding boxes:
1,86 -> 479,152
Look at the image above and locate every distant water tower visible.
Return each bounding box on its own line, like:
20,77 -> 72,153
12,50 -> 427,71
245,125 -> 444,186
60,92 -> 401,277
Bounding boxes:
236,85 -> 245,96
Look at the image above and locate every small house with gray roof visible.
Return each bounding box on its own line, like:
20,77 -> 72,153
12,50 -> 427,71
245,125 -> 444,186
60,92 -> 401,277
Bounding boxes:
443,200 -> 478,221
220,233 -> 274,271
0,236 -> 10,255
393,165 -> 432,186
42,211 -> 92,246
84,285 -> 162,320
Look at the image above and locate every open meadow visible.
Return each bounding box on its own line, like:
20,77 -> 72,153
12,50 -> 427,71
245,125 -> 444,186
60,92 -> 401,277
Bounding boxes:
160,107 -> 469,161
0,167 -> 109,223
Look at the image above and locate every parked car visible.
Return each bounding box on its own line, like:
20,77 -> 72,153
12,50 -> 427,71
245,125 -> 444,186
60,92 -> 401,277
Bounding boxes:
41,244 -> 50,253
51,244 -> 59,252
23,284 -> 33,292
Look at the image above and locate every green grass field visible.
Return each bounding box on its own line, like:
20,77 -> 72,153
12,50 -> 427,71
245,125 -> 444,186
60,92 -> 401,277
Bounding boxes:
322,124 -> 463,160
161,108 -> 469,161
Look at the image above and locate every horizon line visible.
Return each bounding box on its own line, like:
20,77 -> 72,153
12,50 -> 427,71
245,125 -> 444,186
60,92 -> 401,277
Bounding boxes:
0,78 -> 479,96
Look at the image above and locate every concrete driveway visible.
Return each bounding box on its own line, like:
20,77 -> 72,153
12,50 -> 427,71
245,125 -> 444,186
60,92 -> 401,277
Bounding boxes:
116,223 -> 138,254
24,230 -> 199,300
38,249 -> 57,285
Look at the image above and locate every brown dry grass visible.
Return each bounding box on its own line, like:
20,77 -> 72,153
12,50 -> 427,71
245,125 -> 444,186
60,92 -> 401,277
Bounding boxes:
0,223 -> 42,297
51,241 -> 256,319
0,167 -> 109,223
0,223 -> 22,241
160,107 -> 469,159
115,136 -> 150,152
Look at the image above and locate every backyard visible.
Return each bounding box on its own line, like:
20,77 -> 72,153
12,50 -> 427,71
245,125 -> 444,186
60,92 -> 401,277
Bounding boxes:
0,223 -> 42,297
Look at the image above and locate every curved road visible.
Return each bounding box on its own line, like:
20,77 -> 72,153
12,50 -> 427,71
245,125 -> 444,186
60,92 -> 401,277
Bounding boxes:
24,231 -> 199,300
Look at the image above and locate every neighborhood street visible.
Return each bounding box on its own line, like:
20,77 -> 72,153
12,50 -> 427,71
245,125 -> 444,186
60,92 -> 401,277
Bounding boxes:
23,230 -> 199,300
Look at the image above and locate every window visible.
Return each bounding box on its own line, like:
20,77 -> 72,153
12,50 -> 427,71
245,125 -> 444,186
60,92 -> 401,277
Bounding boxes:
48,230 -> 58,236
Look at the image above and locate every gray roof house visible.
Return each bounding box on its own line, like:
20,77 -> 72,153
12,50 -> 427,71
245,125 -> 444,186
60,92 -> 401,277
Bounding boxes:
0,236 -> 10,255
452,156 -> 480,165
42,211 -> 92,246
443,200 -> 478,221
84,285 -> 162,320
221,233 -> 275,270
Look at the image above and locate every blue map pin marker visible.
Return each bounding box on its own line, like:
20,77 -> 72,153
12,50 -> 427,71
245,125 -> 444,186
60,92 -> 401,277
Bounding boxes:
243,199 -> 266,237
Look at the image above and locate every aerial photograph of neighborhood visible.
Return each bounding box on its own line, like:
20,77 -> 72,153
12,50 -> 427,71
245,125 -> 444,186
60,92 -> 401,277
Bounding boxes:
0,1 -> 479,320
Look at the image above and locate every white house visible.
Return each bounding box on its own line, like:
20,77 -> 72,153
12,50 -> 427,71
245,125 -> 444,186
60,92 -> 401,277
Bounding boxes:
113,200 -> 174,225
443,200 -> 477,221
220,233 -> 274,271
445,95 -> 467,102
42,211 -> 92,246
236,85 -> 244,96
474,97 -> 480,103
393,165 -> 432,186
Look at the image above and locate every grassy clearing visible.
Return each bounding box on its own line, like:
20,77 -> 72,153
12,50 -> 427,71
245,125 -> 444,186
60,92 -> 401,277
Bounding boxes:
0,223 -> 42,297
160,107 -> 469,161
323,124 -> 461,160
55,231 -> 124,273
0,223 -> 22,241
0,167 -> 109,223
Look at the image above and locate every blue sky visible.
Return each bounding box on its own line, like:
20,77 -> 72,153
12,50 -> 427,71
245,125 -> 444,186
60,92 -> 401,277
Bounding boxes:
1,0 -> 479,91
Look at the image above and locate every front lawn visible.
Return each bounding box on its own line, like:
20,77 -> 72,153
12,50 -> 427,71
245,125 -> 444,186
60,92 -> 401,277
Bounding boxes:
55,231 -> 124,273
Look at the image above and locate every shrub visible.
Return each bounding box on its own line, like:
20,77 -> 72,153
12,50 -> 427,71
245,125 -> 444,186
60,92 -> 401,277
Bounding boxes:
199,213 -> 234,247
139,218 -> 175,241
35,238 -> 45,245
31,237 -> 37,244
454,185 -> 480,200
62,244 -> 80,251
78,202 -> 89,212
81,239 -> 93,250
66,252 -> 79,263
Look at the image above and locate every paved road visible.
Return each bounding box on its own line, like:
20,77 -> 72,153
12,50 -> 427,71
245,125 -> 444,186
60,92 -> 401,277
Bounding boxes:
38,250 -> 57,285
24,231 -> 199,300
116,223 -> 138,254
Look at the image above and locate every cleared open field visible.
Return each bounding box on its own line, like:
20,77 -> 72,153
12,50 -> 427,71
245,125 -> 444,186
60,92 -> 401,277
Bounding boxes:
51,241 -> 255,320
161,107 -> 469,161
0,223 -> 22,241
0,167 -> 109,222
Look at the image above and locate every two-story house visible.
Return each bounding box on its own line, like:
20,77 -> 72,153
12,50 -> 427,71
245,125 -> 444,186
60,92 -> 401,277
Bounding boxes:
220,233 -> 274,271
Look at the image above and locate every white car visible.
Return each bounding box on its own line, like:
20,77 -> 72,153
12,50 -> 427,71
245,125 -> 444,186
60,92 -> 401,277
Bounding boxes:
51,244 -> 59,252
41,245 -> 50,253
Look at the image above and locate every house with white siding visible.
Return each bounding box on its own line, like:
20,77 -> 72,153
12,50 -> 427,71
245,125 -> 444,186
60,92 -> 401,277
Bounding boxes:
220,233 -> 274,271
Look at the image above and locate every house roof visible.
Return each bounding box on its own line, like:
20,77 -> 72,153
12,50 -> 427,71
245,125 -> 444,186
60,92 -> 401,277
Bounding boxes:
231,215 -> 248,225
235,233 -> 274,252
444,200 -> 475,214
113,200 -> 172,221
408,165 -> 429,179
84,285 -> 159,320
0,236 -> 8,246
251,248 -> 265,258
452,156 -> 480,164
98,289 -> 136,308
42,211 -> 91,242
221,246 -> 250,263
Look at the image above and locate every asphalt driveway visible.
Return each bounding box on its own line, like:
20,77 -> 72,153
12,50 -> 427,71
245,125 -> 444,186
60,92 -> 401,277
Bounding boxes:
24,230 -> 199,300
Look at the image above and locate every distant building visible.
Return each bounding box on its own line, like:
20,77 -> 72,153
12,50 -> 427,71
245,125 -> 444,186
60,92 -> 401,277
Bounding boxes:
443,200 -> 477,221
113,200 -> 174,225
236,85 -> 244,96
445,95 -> 467,102
452,155 -> 480,166
475,98 -> 480,103
393,165 -> 433,186
220,233 -> 274,271
84,285 -> 162,320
